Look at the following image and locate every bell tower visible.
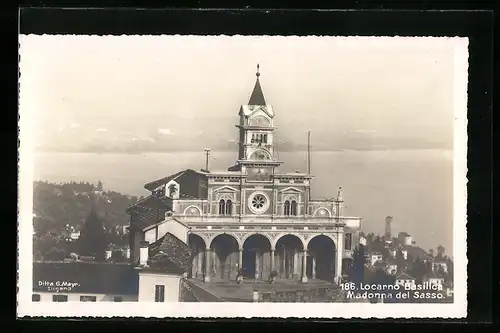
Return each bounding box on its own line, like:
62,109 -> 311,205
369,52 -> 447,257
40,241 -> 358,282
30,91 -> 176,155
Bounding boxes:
234,64 -> 282,179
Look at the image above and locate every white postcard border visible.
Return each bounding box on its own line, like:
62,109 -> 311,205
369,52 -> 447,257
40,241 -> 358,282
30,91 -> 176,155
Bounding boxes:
17,35 -> 468,318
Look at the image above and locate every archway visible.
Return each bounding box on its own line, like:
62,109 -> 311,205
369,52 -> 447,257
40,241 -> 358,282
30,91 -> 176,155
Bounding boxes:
188,233 -> 206,279
242,234 -> 272,280
307,235 -> 336,281
275,234 -> 304,280
210,234 -> 239,280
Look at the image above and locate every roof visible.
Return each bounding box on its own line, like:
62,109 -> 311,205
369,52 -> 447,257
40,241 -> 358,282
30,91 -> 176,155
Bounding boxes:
248,71 -> 266,105
127,195 -> 172,230
144,169 -> 208,199
398,232 -> 411,237
33,261 -> 139,295
143,216 -> 190,232
148,232 -> 193,273
396,272 -> 415,280
144,170 -> 186,192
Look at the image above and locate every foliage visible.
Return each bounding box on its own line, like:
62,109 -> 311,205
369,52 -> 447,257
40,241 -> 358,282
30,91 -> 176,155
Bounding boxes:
348,244 -> 365,286
78,204 -> 108,261
32,181 -> 137,260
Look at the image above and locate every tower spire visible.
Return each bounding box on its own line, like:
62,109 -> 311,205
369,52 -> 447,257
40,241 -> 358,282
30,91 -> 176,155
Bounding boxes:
249,63 -> 266,105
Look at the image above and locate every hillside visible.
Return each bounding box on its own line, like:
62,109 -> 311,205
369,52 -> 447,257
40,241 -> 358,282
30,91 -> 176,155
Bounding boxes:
33,180 -> 138,235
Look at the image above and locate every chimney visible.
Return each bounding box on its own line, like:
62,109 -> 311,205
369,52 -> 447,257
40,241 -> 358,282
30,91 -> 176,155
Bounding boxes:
139,241 -> 150,266
105,250 -> 112,260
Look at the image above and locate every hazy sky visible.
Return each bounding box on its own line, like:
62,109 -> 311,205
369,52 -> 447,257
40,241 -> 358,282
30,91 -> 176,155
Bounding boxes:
20,35 -> 456,152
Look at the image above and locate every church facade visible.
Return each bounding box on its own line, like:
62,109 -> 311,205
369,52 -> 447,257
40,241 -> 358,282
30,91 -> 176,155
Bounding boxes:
127,66 -> 362,284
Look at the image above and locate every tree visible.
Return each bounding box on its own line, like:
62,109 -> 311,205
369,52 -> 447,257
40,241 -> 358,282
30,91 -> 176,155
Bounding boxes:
428,249 -> 434,258
395,250 -> 406,273
349,244 -> 365,286
96,180 -> 103,192
436,245 -> 445,259
78,203 -> 108,262
409,257 -> 427,283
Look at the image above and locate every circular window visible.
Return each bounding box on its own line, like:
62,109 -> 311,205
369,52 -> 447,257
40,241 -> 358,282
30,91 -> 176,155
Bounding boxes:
248,192 -> 270,214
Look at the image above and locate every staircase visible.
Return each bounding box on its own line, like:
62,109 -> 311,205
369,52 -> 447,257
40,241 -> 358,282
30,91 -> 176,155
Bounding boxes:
180,278 -> 226,302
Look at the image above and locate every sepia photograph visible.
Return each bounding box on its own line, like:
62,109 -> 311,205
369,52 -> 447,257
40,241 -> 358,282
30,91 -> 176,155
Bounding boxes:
17,35 -> 468,318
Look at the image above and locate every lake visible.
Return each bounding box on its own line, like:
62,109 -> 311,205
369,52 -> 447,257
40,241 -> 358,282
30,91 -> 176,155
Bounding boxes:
33,149 -> 454,252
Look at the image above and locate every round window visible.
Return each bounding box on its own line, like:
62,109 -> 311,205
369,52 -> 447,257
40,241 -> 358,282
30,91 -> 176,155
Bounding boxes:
248,192 -> 269,214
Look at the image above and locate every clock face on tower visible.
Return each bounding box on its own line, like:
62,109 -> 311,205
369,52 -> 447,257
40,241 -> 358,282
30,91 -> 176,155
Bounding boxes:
247,167 -> 272,181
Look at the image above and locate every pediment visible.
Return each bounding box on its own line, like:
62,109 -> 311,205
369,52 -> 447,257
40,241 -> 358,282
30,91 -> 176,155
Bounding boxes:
213,185 -> 239,193
241,105 -> 275,118
279,187 -> 303,193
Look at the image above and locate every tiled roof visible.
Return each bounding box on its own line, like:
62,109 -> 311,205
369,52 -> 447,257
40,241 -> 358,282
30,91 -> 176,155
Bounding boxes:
33,262 -> 139,295
143,170 -> 186,192
143,169 -> 208,200
127,195 -> 172,230
148,232 -> 193,273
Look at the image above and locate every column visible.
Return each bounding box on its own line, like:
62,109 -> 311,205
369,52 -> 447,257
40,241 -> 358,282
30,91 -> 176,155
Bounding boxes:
203,248 -> 211,283
197,249 -> 203,278
293,250 -> 299,276
270,249 -> 275,273
312,256 -> 316,279
255,251 -> 260,279
282,248 -> 286,278
335,233 -> 343,284
238,248 -> 243,272
301,249 -> 308,283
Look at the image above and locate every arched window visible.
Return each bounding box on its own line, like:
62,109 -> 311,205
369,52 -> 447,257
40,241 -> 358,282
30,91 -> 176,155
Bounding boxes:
219,199 -> 226,215
290,200 -> 298,216
263,134 -> 268,143
225,200 -> 233,215
284,200 -> 290,216
251,134 -> 255,143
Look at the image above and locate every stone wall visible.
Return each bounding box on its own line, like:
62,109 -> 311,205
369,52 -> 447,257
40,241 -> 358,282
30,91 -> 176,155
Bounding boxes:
257,287 -> 344,303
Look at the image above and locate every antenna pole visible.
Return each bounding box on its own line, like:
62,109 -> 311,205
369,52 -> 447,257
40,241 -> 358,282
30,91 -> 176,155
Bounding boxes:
204,148 -> 211,172
307,131 -> 311,200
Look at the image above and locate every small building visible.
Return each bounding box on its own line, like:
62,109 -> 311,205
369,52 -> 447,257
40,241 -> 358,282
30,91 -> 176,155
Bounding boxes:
398,232 -> 412,246
385,259 -> 398,275
402,245 -> 432,263
401,249 -> 408,260
432,260 -> 449,274
423,273 -> 445,289
395,272 -> 416,288
366,252 -> 383,267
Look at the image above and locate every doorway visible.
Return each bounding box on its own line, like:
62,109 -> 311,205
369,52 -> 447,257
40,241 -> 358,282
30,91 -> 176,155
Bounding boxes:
242,250 -> 256,278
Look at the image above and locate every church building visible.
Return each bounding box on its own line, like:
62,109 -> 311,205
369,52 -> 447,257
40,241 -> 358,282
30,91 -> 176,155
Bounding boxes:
127,65 -> 362,284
